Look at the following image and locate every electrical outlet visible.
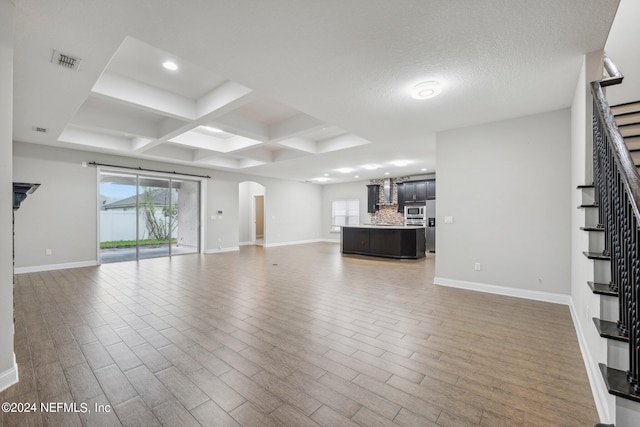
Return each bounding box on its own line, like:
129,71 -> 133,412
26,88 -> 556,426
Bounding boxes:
45,249 -> 52,256
474,262 -> 481,271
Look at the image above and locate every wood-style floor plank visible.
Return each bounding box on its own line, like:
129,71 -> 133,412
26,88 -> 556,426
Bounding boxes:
2,243 -> 599,426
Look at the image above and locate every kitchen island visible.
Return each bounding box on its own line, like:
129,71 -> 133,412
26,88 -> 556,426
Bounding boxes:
341,225 -> 426,259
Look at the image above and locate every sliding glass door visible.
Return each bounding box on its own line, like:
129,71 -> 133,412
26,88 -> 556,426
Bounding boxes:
99,171 -> 200,263
138,177 -> 172,260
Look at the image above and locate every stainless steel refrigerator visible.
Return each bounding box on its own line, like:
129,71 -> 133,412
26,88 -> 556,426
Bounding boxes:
426,200 -> 435,252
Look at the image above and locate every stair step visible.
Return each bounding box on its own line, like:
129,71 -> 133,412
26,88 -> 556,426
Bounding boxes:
619,123 -> 640,138
583,251 -> 610,260
614,111 -> 640,126
593,318 -> 628,342
581,226 -> 604,232
588,281 -> 618,297
625,136 -> 640,151
614,111 -> 640,125
577,184 -> 595,189
578,203 -> 599,209
611,101 -> 640,116
599,363 -> 640,403
631,151 -> 640,166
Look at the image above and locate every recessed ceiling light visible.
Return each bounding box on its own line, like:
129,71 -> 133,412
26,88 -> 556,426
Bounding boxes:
421,168 -> 427,172
336,168 -> 354,174
354,175 -> 359,179
323,173 -> 329,177
391,160 -> 409,167
361,164 -> 381,170
384,172 -> 390,175
315,177 -> 330,182
411,81 -> 441,100
162,61 -> 178,71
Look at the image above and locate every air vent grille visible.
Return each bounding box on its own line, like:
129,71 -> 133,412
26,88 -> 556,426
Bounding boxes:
51,50 -> 82,71
32,126 -> 47,133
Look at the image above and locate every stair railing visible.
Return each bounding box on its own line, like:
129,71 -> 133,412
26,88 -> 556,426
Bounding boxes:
591,53 -> 640,391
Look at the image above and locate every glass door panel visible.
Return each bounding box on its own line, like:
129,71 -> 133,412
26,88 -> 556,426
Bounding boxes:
99,172 -> 139,263
138,176 -> 172,260
172,179 -> 200,256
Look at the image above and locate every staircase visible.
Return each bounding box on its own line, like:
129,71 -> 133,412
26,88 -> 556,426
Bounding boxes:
580,55 -> 640,427
612,101 -> 640,170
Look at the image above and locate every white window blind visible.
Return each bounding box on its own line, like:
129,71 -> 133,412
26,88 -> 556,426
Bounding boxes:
331,199 -> 359,232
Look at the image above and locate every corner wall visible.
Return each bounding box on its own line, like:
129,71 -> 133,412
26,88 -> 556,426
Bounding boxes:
435,109 -> 572,300
0,0 -> 17,391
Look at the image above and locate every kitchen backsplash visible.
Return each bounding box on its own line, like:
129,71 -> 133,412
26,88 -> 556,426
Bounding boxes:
371,205 -> 404,225
369,176 -> 410,205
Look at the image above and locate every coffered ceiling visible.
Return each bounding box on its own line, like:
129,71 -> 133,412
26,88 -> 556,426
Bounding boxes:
12,0 -> 618,183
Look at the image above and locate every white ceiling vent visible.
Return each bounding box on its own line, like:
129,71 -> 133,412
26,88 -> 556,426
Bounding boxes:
51,50 -> 82,71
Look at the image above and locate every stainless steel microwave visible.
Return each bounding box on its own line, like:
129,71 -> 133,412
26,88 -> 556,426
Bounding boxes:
404,206 -> 425,218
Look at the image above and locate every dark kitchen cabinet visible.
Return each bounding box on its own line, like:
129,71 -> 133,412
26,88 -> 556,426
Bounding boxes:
402,180 -> 428,203
401,180 -> 435,204
341,226 -> 425,259
396,183 -> 405,212
341,227 -> 370,253
366,184 -> 379,213
426,180 -> 436,200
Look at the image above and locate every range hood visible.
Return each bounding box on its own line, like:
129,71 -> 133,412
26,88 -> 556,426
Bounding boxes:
382,178 -> 392,204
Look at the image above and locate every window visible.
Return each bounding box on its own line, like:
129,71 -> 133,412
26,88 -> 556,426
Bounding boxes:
331,199 -> 360,232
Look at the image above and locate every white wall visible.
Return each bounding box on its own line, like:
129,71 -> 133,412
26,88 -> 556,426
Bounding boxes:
435,109 -> 572,298
205,179 -> 239,253
0,0 -> 17,391
321,180 -> 369,241
13,142 -> 324,268
604,0 -> 640,105
570,50 -> 614,424
258,178 -> 322,246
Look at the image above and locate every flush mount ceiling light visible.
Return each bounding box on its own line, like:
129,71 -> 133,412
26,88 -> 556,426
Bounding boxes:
411,80 -> 442,100
162,61 -> 178,71
314,177 -> 330,182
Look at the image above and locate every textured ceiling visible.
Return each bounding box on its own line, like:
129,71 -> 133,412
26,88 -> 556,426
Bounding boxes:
12,0 -> 619,183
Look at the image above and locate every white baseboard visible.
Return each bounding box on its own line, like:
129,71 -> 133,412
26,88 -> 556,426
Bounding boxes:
321,238 -> 340,243
263,238 -> 324,248
569,299 -> 611,424
15,260 -> 98,274
239,241 -> 254,246
433,277 -> 571,305
0,354 -> 19,393
204,247 -> 240,254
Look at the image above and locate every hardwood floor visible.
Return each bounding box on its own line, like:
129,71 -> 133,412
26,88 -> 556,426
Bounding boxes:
2,243 -> 598,426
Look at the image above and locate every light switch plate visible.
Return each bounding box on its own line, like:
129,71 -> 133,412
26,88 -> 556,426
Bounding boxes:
444,216 -> 453,224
